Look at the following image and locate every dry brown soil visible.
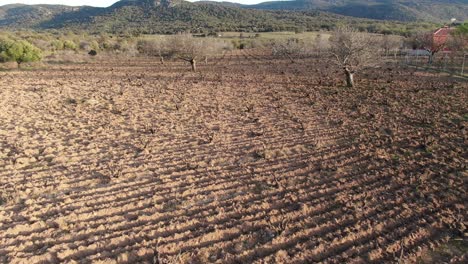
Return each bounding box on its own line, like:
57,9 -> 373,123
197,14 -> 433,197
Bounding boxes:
0,50 -> 466,263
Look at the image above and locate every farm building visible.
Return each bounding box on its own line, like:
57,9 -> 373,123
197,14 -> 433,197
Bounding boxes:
433,26 -> 454,51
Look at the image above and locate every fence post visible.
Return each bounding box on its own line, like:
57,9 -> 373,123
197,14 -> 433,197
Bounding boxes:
462,53 -> 466,76
443,53 -> 447,70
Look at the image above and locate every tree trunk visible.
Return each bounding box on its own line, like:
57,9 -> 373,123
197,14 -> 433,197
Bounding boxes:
428,52 -> 435,64
190,59 -> 196,72
344,68 -> 354,88
160,56 -> 164,64
204,56 -> 208,64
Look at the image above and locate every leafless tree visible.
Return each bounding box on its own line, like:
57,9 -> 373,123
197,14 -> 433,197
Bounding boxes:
313,33 -> 329,57
382,35 -> 402,58
137,37 -> 167,64
409,31 -> 446,64
167,34 -> 226,71
271,38 -> 308,63
329,26 -> 381,88
445,32 -> 468,73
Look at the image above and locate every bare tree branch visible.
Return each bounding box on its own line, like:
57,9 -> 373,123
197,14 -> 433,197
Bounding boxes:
328,25 -> 382,87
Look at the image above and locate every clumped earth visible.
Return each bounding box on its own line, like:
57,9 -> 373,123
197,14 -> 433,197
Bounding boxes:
0,50 -> 466,263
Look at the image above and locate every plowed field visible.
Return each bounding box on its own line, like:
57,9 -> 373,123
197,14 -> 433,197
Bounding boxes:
0,50 -> 466,263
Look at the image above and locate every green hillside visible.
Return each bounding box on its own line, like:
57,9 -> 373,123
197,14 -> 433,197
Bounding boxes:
0,0 -> 440,35
245,0 -> 468,22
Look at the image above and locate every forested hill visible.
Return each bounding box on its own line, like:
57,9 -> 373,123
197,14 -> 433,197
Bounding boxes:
240,0 -> 468,22
0,0 -> 443,34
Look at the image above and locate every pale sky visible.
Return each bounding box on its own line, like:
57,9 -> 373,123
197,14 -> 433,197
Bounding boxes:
0,0 -> 266,7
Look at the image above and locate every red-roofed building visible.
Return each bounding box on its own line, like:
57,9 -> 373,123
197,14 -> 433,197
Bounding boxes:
433,26 -> 454,52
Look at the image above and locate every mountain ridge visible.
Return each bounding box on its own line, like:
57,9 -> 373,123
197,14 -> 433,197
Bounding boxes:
240,0 -> 468,22
0,0 -> 460,34
0,0 -> 344,33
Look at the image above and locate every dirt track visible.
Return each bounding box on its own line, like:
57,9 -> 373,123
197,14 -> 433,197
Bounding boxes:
0,50 -> 466,263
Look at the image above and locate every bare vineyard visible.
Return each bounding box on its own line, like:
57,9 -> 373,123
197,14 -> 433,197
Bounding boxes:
0,50 -> 466,263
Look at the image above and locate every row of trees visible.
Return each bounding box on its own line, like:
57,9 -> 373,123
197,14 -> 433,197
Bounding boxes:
267,24 -> 467,87
1,24 -> 466,85
3,31 -> 128,53
407,26 -> 467,65
0,38 -> 42,66
265,28 -> 385,87
0,31 -> 143,67
0,33 -> 231,69
137,35 -> 231,71
135,29 -> 388,86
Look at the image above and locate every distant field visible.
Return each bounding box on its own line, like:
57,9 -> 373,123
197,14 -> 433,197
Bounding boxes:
141,31 -> 330,41
219,31 -> 331,40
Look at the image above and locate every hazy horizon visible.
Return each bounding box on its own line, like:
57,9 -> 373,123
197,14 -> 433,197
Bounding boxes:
0,0 -> 269,7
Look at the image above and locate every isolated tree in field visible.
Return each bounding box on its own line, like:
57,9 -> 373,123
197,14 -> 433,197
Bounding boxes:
313,33 -> 329,57
203,40 -> 230,64
329,26 -> 381,88
51,39 -> 65,51
410,31 -> 447,64
137,38 -> 167,64
0,39 -> 42,67
271,38 -> 307,63
382,35 -> 402,58
169,34 -> 203,71
63,40 -> 78,51
168,34 -> 222,71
